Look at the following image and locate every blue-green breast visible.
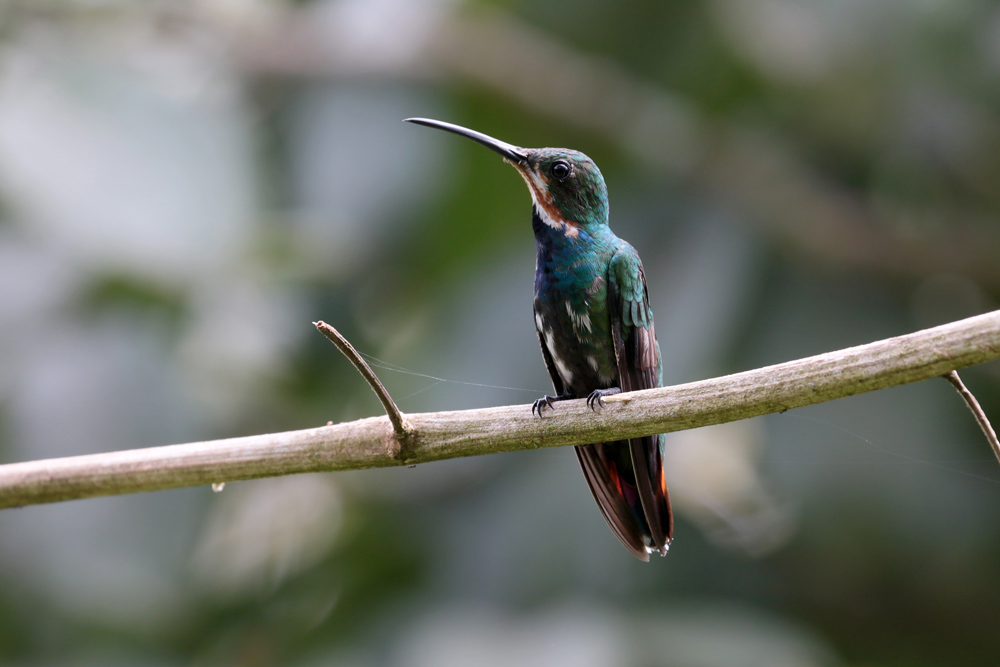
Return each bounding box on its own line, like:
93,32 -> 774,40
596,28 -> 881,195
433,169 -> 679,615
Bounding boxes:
532,210 -> 621,395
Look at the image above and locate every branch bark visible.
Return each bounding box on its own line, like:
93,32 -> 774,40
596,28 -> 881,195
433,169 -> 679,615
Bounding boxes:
1,311 -> 999,510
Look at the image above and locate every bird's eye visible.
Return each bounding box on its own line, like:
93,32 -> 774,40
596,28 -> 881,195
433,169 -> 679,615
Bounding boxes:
550,161 -> 571,180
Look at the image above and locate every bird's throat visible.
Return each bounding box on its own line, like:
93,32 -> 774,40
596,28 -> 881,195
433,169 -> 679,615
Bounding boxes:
515,167 -> 580,238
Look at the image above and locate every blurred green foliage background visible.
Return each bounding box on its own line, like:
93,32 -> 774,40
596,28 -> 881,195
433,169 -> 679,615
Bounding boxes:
1,0 -> 1000,665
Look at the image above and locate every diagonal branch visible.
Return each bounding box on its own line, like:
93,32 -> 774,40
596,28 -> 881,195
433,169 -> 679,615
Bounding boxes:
943,370 -> 1000,466
314,320 -> 409,439
1,310 -> 999,510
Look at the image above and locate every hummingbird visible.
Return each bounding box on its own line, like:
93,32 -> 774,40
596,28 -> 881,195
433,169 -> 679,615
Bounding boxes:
405,118 -> 672,560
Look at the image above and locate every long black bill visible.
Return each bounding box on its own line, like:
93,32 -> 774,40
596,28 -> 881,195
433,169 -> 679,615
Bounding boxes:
404,118 -> 527,163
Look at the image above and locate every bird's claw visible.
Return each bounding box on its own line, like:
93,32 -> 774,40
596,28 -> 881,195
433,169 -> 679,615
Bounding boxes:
532,395 -> 555,417
586,388 -> 620,411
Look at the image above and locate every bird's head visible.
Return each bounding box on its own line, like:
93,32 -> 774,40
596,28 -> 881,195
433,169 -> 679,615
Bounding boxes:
405,118 -> 609,235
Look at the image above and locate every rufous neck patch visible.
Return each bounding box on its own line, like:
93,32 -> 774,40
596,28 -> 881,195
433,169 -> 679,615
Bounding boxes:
515,167 -> 580,238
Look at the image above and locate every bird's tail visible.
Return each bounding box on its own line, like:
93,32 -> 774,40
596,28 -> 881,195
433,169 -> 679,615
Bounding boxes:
575,436 -> 673,561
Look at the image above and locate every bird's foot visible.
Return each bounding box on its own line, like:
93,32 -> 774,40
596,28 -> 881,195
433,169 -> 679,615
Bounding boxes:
532,393 -> 575,417
586,387 -> 621,411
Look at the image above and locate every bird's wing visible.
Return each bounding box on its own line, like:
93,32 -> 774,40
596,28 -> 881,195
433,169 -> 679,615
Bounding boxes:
536,299 -> 650,558
608,246 -> 673,554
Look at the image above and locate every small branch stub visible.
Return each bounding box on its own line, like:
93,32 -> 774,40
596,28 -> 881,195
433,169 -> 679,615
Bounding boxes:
943,370 -> 1000,467
314,321 -> 411,448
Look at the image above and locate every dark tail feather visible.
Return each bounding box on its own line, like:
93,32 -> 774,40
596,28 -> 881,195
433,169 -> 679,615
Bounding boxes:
629,433 -> 673,556
574,443 -> 649,561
